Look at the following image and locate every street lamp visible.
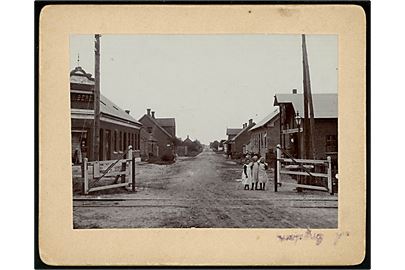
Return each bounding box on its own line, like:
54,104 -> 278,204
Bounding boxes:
295,111 -> 303,158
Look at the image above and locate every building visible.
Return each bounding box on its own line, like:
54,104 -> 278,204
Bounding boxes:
224,128 -> 242,156
228,119 -> 256,159
273,91 -> 338,160
70,66 -> 142,163
248,108 -> 280,161
138,109 -> 176,161
176,136 -> 193,156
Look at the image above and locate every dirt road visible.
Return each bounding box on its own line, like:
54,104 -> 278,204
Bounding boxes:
73,150 -> 337,228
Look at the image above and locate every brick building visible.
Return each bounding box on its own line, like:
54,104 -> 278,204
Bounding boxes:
70,66 -> 142,163
228,119 -> 256,159
224,128 -> 242,156
273,91 -> 338,160
138,109 -> 176,160
248,109 -> 280,161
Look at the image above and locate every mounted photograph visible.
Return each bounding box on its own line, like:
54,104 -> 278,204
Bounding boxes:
70,34 -> 338,229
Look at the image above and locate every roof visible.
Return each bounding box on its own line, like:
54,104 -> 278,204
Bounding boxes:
273,93 -> 338,118
138,114 -> 174,139
156,118 -> 175,127
70,66 -> 95,85
249,108 -> 279,131
231,123 -> 256,142
70,66 -> 141,126
226,128 -> 242,136
100,95 -> 141,125
183,138 -> 193,144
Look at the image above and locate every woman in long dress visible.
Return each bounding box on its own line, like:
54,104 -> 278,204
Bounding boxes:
258,157 -> 269,190
242,157 -> 252,190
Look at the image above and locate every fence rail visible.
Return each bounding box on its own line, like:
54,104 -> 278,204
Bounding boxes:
81,146 -> 137,194
274,144 -> 334,195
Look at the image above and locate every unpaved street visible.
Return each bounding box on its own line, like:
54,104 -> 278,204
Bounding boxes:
73,150 -> 337,228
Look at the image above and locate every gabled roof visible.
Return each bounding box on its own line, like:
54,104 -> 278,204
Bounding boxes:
231,123 -> 256,142
273,93 -> 338,118
183,138 -> 193,144
156,118 -> 175,127
138,114 -> 174,139
226,128 -> 242,136
100,95 -> 141,125
249,108 -> 279,131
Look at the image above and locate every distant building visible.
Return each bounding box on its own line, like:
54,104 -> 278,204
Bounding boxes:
228,119 -> 256,159
70,66 -> 142,163
224,128 -> 242,156
273,91 -> 338,160
176,135 -> 193,156
218,139 -> 226,152
138,109 -> 176,160
248,109 -> 280,161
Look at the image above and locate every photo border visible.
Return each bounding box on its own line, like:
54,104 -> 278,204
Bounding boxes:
34,0 -> 370,268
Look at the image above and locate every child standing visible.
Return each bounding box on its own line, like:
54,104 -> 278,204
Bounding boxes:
258,157 -> 269,190
251,156 -> 260,190
242,156 -> 252,190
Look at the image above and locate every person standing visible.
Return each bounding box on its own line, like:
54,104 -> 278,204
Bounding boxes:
242,157 -> 252,190
258,157 -> 269,190
251,156 -> 260,190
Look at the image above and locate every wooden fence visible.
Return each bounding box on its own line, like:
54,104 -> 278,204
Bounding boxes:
274,144 -> 334,195
82,146 -> 137,194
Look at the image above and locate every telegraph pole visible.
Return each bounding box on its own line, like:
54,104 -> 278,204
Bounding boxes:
302,34 -> 316,159
93,34 -> 101,161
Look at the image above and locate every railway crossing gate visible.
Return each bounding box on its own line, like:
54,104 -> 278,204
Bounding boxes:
274,144 -> 335,195
82,146 -> 137,194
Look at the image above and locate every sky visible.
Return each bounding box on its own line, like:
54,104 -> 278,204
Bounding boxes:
70,34 -> 337,144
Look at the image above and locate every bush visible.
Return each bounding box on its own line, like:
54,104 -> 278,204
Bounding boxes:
161,153 -> 175,162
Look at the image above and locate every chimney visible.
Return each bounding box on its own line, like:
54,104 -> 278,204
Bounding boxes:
292,89 -> 297,94
147,108 -> 151,116
125,110 -> 130,114
151,111 -> 155,119
249,119 -> 253,126
243,123 -> 247,128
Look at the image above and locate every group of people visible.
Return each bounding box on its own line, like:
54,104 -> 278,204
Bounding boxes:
241,154 -> 269,190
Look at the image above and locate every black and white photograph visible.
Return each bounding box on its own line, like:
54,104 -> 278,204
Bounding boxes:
70,34 -> 338,229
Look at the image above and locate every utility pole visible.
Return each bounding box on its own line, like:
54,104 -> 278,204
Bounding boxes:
93,34 -> 101,161
301,34 -> 316,159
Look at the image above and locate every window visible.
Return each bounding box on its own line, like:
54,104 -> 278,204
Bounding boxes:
326,135 -> 337,153
124,132 -> 127,151
71,93 -> 93,102
147,127 -> 153,133
114,130 -> 118,151
119,131 -> 122,151
264,132 -> 267,148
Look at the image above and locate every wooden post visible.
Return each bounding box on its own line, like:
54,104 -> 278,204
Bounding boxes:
132,149 -> 136,192
83,158 -> 89,195
327,156 -> 333,195
93,34 -> 101,161
275,144 -> 281,192
302,34 -> 316,159
127,145 -> 132,186
274,156 -> 278,192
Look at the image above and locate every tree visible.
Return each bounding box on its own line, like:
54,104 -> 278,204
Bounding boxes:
211,140 -> 219,151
